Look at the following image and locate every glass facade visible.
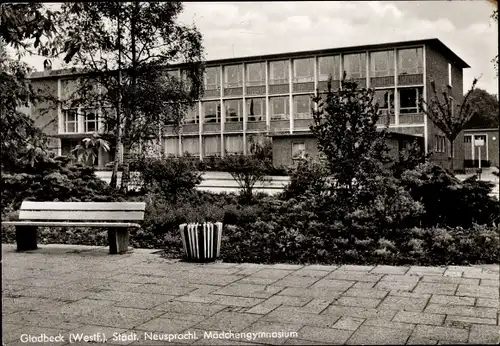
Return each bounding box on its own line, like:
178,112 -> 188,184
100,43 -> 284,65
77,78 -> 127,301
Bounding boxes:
202,101 -> 221,123
247,98 -> 265,122
343,53 -> 366,79
269,60 -> 289,85
246,62 -> 265,86
225,99 -> 243,122
318,55 -> 340,81
293,95 -> 312,119
398,47 -> 423,75
270,96 -> 290,120
370,50 -> 395,77
293,58 -> 314,83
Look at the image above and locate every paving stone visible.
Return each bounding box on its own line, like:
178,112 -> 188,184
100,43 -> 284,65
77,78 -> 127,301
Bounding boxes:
337,265 -> 375,272
393,311 -> 445,326
10,286 -> 95,302
8,277 -> 62,288
388,290 -> 431,299
406,336 -> 438,345
272,275 -> 320,288
189,267 -> 242,276
407,266 -> 447,275
292,269 -> 330,278
272,264 -> 304,270
299,326 -> 353,344
375,280 -> 419,291
264,295 -> 312,307
331,316 -> 365,331
304,265 -> 338,272
77,306 -> 165,329
237,277 -> 280,285
214,296 -> 264,307
153,301 -> 227,316
301,299 -> 331,314
346,325 -> 412,345
462,271 -> 499,280
213,283 -> 282,299
251,269 -> 294,280
326,271 -> 382,282
283,339 -> 330,345
309,279 -> 355,291
342,288 -> 389,299
378,296 -> 429,312
195,311 -> 262,332
134,317 -> 199,334
351,281 -> 376,289
90,291 -> 177,309
278,287 -> 342,300
362,318 -> 416,330
334,296 -> 382,308
3,325 -> 73,345
424,303 -> 498,319
236,267 -> 267,276
1,324 -> 25,343
480,279 -> 499,287
412,325 -> 469,343
323,305 -> 398,320
2,296 -> 68,313
429,294 -> 475,306
245,302 -> 281,314
445,315 -> 497,327
476,298 -> 499,308
370,266 -> 409,275
380,274 -> 421,282
175,295 -> 220,304
469,324 -> 500,344
184,274 -> 243,286
242,320 -> 302,345
443,270 -> 463,278
456,284 -> 499,298
262,306 -> 340,327
413,282 -> 458,295
421,276 -> 480,285
68,326 -> 129,345
189,285 -> 223,296
3,310 -> 82,330
153,312 -> 206,323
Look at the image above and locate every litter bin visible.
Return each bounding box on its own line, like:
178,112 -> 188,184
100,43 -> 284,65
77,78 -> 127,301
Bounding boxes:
179,222 -> 223,262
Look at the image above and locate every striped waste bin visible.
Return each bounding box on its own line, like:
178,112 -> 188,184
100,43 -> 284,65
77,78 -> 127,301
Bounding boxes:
179,222 -> 223,262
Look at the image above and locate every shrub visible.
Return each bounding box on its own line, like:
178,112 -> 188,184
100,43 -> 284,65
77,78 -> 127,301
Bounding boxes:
400,163 -> 499,227
281,157 -> 329,200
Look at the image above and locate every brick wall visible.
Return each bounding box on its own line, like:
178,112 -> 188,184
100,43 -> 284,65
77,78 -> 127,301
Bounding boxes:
30,79 -> 60,153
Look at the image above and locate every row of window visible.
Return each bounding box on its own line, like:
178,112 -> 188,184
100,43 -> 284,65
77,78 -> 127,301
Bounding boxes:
199,47 -> 423,89
63,108 -> 99,133
185,87 -> 423,124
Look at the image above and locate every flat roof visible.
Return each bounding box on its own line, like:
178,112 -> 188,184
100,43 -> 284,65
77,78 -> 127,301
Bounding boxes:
30,37 -> 469,80
270,130 -> 424,141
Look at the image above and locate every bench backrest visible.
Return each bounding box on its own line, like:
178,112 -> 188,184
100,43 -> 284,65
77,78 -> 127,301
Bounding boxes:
18,201 -> 146,222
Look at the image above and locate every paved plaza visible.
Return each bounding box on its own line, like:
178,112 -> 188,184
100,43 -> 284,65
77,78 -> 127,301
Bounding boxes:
2,244 -> 499,345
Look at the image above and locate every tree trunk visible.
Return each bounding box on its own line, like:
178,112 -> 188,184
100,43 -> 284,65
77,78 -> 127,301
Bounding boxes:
120,142 -> 131,192
450,140 -> 454,173
110,136 -> 121,189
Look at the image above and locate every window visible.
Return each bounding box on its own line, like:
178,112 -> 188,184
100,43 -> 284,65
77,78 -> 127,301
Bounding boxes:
293,95 -> 312,119
318,55 -> 340,81
373,90 -> 395,115
247,98 -> 265,122
205,67 -> 220,90
203,136 -> 221,157
224,99 -> 243,123
202,101 -> 221,123
435,135 -> 446,153
246,62 -> 265,86
293,58 -> 314,83
399,87 -> 423,114
83,108 -> 98,132
398,47 -> 423,75
292,142 -> 306,160
64,109 -> 78,133
182,137 -> 200,155
464,135 -> 471,143
370,50 -> 395,77
270,96 -> 290,120
269,60 -> 289,85
448,63 -> 452,86
343,53 -> 366,79
167,70 -> 180,79
184,103 -> 199,124
225,135 -> 244,154
224,64 -> 243,88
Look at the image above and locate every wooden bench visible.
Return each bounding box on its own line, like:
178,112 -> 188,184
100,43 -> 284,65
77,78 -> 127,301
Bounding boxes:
2,201 -> 146,254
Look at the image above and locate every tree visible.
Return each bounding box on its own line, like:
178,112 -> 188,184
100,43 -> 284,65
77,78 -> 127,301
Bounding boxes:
492,9 -> 498,77
464,88 -> 499,129
420,78 -> 479,173
0,3 -> 59,172
55,2 -> 205,191
310,75 -> 392,209
71,133 -> 110,166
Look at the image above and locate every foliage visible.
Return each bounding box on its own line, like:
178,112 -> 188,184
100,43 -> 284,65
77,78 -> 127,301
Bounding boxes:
420,78 -> 479,172
310,75 -> 393,212
55,1 -> 205,191
1,155 -> 122,216
392,139 -> 431,179
71,132 -> 110,166
132,155 -> 202,203
400,163 -> 499,227
464,88 -> 499,129
220,154 -> 270,203
281,157 -> 329,200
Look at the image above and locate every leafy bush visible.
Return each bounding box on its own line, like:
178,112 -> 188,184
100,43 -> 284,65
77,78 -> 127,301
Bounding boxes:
400,163 -> 499,227
281,157 -> 329,200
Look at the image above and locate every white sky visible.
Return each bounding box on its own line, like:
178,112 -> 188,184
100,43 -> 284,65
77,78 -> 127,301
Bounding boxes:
23,1 -> 499,95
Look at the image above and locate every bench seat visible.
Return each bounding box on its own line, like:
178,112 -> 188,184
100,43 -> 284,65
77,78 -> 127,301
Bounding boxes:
3,201 -> 146,254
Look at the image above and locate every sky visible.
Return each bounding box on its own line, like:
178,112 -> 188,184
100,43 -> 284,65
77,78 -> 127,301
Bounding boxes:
24,1 -> 499,96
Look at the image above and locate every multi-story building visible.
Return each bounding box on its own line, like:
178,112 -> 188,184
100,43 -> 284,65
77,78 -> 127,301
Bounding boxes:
29,38 -> 469,170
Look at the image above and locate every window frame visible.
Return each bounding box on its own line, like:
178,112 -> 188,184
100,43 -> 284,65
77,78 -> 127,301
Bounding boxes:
269,96 -> 290,120
246,62 -> 265,86
293,95 -> 312,119
269,60 -> 289,85
224,99 -> 243,123
399,87 -> 423,114
343,52 -> 366,79
374,89 -> 395,115
434,135 -> 446,153
464,135 -> 472,143
63,109 -> 78,133
184,103 -> 200,124
82,108 -> 98,133
224,64 -> 243,88
202,101 -> 221,123
370,50 -> 395,78
205,66 -> 220,90
398,47 -> 423,75
246,98 -> 265,122
291,142 -> 306,160
293,58 -> 314,83
318,55 -> 340,81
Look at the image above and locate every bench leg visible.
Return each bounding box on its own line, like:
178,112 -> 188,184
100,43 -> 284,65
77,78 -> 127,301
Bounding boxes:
16,226 -> 38,252
108,228 -> 130,255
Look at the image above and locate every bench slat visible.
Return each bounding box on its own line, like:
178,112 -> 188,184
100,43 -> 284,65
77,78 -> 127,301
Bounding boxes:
19,210 -> 144,221
21,201 -> 146,211
3,221 -> 141,228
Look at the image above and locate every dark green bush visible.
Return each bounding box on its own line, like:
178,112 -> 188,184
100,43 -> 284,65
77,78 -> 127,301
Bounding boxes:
281,157 -> 329,200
